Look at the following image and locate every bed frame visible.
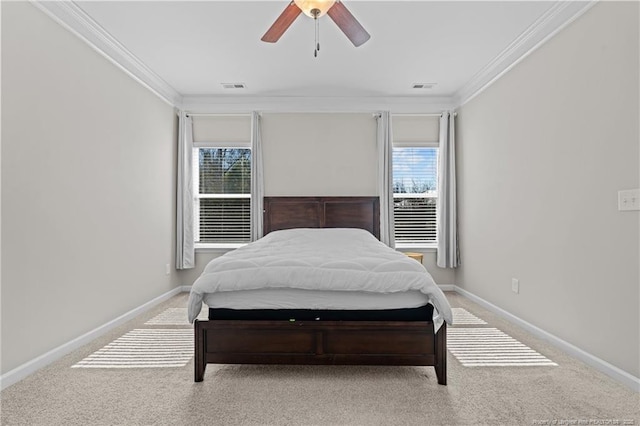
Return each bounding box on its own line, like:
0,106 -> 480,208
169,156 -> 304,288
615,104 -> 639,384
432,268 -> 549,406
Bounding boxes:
194,196 -> 447,385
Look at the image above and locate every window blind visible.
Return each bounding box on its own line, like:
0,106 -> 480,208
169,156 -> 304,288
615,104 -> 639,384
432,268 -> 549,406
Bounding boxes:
393,195 -> 437,242
392,147 -> 438,243
193,148 -> 251,243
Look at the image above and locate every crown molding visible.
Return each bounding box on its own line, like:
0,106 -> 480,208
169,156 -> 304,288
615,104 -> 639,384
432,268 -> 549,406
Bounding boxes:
453,0 -> 598,108
31,0 -> 183,107
180,95 -> 455,114
31,0 -> 597,112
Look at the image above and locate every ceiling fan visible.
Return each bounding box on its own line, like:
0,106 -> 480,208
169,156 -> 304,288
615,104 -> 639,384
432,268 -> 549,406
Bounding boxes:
261,0 -> 370,56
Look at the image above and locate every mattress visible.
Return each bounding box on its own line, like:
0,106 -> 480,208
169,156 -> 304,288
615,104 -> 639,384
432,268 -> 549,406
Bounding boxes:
208,304 -> 434,322
202,288 -> 431,310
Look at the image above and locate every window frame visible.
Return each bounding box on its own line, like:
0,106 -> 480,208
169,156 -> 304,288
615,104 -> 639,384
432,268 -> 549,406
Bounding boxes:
392,140 -> 439,249
192,142 -> 252,250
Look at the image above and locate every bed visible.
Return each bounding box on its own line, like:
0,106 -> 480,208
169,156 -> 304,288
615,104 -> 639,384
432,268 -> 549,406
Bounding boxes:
189,196 -> 452,385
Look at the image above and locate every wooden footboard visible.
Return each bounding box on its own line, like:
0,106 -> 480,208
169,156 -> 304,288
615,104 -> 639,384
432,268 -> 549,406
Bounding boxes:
194,320 -> 447,385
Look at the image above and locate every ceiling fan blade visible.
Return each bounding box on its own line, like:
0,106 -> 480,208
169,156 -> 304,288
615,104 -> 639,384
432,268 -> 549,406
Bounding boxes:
261,2 -> 302,43
326,1 -> 370,47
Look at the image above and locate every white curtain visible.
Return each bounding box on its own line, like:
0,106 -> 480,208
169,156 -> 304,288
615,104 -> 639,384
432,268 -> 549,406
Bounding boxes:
376,111 -> 395,248
437,111 -> 459,268
250,111 -> 264,241
176,111 -> 195,269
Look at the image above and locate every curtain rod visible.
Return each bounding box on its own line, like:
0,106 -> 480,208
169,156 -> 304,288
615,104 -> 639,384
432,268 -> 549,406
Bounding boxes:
185,113 -> 252,117
373,112 -> 454,118
392,112 -> 457,117
185,112 -> 456,118
391,113 -> 443,117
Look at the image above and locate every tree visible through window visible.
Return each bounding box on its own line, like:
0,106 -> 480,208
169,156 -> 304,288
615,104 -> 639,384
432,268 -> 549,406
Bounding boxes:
193,148 -> 251,244
392,146 -> 438,244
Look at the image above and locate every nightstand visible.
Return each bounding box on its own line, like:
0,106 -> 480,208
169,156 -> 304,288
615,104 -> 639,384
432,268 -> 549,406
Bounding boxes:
404,252 -> 423,264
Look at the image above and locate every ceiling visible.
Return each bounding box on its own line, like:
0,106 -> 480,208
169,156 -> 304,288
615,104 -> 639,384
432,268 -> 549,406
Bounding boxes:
39,1 -> 594,109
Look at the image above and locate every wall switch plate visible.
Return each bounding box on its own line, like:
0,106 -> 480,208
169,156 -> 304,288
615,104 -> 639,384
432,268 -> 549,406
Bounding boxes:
165,263 -> 171,275
511,278 -> 519,294
618,189 -> 640,211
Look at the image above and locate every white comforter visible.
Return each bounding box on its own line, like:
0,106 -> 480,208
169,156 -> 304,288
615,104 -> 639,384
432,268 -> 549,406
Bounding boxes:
187,228 -> 453,330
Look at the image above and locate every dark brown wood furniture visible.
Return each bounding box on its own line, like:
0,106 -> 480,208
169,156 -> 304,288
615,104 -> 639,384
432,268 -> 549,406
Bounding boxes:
263,196 -> 380,238
194,196 -> 447,385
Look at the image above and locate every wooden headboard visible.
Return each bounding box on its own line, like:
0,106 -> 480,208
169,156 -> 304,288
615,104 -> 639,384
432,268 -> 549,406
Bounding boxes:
263,196 -> 380,239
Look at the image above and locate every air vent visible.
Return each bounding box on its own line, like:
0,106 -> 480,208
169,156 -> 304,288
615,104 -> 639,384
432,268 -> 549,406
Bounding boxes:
221,83 -> 246,89
412,83 -> 436,89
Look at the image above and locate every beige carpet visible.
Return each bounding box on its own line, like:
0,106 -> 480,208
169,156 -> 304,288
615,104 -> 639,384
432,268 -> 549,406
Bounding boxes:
1,292 -> 638,425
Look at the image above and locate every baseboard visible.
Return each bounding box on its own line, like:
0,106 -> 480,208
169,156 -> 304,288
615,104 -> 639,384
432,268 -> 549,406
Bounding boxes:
4,284 -> 637,392
453,285 -> 640,392
438,284 -> 456,292
0,286 -> 185,391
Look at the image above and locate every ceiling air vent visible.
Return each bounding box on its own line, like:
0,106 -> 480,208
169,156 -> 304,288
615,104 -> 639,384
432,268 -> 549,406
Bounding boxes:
412,83 -> 436,89
221,83 -> 246,89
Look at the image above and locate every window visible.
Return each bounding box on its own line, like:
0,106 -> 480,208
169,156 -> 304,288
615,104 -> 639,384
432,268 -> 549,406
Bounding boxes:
193,147 -> 251,245
392,145 -> 438,245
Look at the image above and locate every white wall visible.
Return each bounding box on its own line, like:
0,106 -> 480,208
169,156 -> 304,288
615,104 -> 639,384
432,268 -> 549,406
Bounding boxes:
262,113 -> 378,196
456,2 -> 639,377
1,3 -> 178,374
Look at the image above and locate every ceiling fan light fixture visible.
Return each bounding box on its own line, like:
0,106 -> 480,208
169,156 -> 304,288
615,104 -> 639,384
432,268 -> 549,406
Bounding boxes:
293,0 -> 336,18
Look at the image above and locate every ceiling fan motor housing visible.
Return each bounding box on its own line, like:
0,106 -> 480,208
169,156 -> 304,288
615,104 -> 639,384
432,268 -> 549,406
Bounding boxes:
294,0 -> 336,18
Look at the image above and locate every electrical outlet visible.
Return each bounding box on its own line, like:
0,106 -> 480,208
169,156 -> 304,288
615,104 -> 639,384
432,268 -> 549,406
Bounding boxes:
618,189 -> 640,211
511,278 -> 519,294
165,263 -> 170,275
